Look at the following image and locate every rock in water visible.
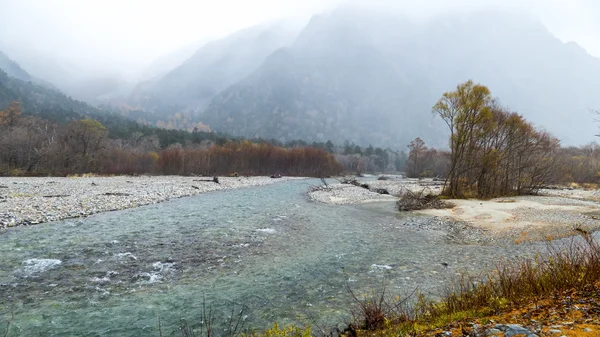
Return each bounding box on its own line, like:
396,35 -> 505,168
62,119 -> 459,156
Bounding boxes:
21,258 -> 62,276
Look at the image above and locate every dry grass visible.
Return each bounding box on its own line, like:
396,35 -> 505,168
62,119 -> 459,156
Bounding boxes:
344,229 -> 600,336
345,284 -> 416,332
158,299 -> 247,337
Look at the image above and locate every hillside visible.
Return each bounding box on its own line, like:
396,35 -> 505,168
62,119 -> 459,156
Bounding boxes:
0,67 -> 226,148
0,68 -> 98,122
0,51 -> 32,82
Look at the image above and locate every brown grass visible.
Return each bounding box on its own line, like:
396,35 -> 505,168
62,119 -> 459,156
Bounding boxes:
397,189 -> 453,211
346,284 -> 415,332
345,229 -> 600,336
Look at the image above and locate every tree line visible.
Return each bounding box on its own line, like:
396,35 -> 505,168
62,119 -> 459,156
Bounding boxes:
0,101 -> 342,177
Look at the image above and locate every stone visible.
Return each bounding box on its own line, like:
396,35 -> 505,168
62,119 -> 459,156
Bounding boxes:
502,324 -> 532,337
486,328 -> 502,335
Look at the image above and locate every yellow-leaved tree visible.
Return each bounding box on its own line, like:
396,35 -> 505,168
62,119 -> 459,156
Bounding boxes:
433,80 -> 559,198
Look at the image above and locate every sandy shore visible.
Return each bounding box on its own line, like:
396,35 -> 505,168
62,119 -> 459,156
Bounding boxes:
417,195 -> 600,232
0,176 -> 302,228
309,177 -> 600,238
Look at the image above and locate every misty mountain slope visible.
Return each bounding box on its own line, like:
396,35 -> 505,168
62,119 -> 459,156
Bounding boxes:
128,23 -> 300,116
201,9 -> 600,146
0,67 -> 138,133
0,68 -> 230,148
0,51 -> 33,82
0,69 -> 104,122
202,9 -> 443,146
0,45 -> 137,105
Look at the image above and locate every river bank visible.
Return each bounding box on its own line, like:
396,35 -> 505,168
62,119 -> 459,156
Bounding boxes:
0,176 -> 302,228
309,177 -> 600,240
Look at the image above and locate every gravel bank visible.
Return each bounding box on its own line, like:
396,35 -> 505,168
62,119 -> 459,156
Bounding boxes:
309,178 -> 600,239
0,176 -> 302,228
307,177 -> 442,205
308,184 -> 396,204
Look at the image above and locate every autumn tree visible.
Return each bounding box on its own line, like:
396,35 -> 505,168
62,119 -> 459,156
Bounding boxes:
433,80 -> 559,198
433,80 -> 493,196
0,101 -> 23,128
62,119 -> 108,172
406,137 -> 427,178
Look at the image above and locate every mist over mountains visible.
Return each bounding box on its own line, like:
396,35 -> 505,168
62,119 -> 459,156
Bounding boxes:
128,23 -> 300,115
2,4 -> 600,148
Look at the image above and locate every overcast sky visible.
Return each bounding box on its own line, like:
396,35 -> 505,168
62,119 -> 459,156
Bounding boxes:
1,0 -> 599,77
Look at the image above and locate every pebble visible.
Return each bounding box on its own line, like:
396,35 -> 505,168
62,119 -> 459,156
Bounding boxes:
0,176 -> 302,228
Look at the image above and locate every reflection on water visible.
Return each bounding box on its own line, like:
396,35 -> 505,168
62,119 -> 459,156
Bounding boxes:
0,179 -> 551,336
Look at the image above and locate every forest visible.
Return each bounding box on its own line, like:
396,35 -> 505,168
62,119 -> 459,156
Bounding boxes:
0,101 -> 342,177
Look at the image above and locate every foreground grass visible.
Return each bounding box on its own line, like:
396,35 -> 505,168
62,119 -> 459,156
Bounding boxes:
345,228 -> 600,336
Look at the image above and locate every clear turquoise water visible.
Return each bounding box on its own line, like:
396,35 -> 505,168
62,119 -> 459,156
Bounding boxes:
0,179 -> 548,336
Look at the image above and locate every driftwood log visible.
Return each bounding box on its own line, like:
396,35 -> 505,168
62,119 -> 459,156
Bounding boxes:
193,177 -> 220,184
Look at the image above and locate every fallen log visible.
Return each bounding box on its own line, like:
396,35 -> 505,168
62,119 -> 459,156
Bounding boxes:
193,176 -> 220,184
103,192 -> 131,196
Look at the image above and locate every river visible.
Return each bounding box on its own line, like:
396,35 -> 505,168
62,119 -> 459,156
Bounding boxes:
0,179 -> 552,336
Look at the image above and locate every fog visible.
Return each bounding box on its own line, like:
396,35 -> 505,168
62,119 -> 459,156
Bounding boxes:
1,0 -> 599,79
0,0 -> 340,79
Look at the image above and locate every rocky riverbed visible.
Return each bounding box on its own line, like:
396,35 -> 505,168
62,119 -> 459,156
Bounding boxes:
0,176 -> 302,228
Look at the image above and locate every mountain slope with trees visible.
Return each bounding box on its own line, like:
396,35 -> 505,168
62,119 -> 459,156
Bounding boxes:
0,51 -> 32,82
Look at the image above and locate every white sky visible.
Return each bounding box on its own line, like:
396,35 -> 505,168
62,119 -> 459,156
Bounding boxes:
0,0 -> 599,76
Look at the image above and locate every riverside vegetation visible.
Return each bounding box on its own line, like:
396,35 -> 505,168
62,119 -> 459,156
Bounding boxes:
405,82 -> 600,197
340,229 -> 600,337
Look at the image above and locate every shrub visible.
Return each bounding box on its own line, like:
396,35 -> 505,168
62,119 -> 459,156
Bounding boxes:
396,189 -> 453,211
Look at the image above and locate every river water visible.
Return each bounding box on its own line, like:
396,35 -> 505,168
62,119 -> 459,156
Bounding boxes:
0,179 -> 558,336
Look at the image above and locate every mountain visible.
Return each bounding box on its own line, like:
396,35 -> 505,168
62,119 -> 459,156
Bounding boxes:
0,51 -> 33,82
0,67 -> 107,122
203,8 -> 436,146
139,39 -> 208,81
127,23 -> 300,118
194,8 -> 600,147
